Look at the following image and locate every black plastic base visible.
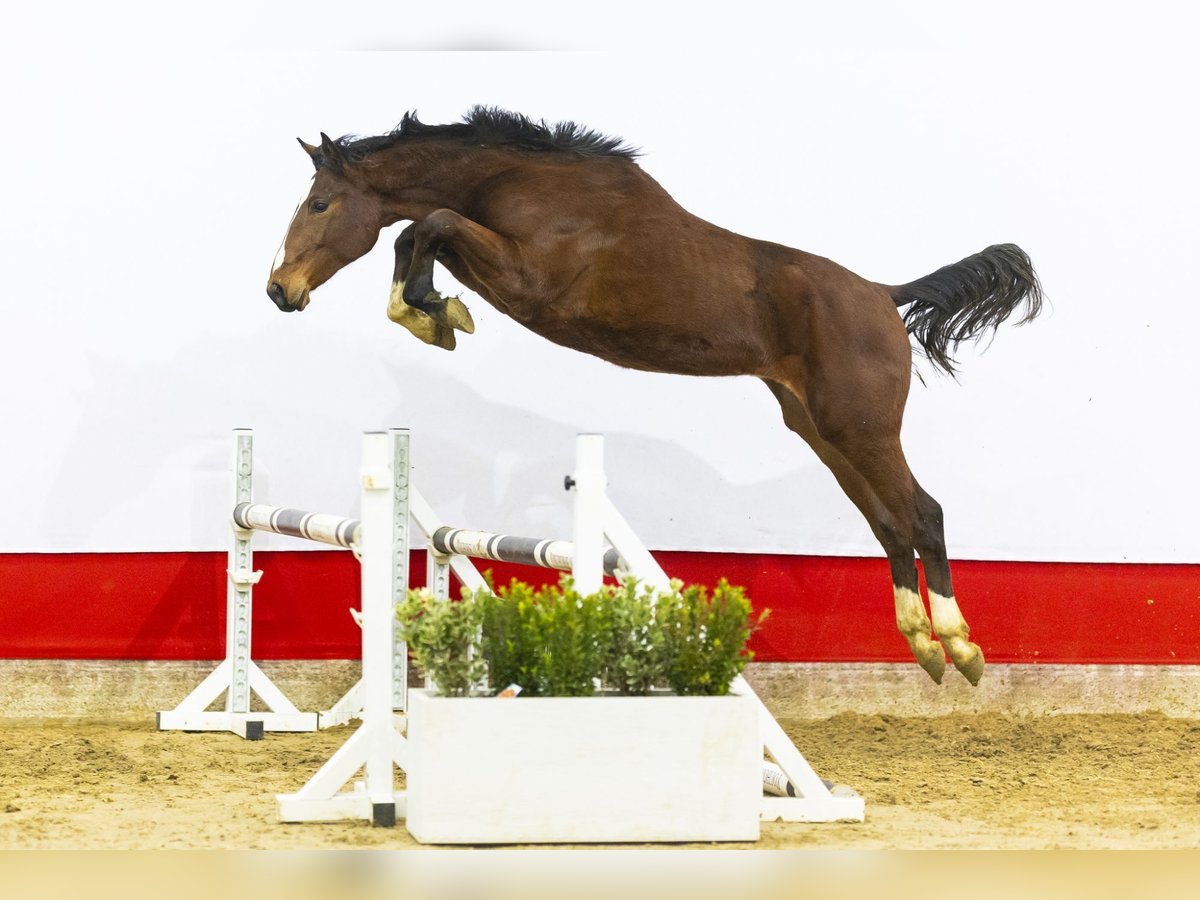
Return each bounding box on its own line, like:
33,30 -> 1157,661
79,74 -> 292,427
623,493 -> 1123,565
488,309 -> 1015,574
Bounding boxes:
372,803 -> 397,827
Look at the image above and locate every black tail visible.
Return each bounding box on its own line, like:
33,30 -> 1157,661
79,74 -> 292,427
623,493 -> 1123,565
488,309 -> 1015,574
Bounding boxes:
888,243 -> 1043,375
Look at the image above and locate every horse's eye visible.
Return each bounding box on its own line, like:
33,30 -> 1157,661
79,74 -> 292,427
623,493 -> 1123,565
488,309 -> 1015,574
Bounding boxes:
311,199 -> 330,213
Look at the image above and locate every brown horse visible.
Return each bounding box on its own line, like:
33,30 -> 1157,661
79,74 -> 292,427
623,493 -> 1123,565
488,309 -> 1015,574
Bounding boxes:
267,107 -> 1042,685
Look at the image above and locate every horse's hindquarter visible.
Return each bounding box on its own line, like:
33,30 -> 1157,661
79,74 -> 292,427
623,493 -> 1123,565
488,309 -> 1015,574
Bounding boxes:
751,243 -> 914,413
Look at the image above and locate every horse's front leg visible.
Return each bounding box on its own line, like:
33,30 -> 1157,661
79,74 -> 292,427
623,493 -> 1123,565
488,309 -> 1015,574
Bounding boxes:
402,209 -> 527,320
386,222 -> 475,351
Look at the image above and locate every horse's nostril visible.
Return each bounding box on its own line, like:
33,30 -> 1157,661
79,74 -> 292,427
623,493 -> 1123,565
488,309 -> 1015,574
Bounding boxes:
268,282 -> 290,310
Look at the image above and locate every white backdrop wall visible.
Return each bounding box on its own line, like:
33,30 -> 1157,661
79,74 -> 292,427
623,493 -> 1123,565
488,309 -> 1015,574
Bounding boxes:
1,1 -> 1196,562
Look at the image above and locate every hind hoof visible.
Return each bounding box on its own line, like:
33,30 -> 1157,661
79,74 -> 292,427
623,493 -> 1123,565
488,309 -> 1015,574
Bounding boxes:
917,648 -> 947,685
953,643 -> 985,686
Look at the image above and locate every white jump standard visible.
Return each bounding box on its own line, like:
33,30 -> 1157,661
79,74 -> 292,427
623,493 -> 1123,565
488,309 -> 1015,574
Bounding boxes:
275,429 -> 410,826
157,430 -> 328,740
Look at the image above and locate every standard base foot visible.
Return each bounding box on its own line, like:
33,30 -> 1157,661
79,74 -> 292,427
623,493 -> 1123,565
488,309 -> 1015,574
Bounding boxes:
372,802 -> 397,827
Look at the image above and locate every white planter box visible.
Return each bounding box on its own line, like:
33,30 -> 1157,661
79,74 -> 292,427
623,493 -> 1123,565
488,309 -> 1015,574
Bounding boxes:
404,688 -> 762,844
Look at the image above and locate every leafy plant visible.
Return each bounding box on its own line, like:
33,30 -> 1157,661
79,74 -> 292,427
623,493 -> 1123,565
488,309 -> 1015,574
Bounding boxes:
477,578 -> 540,694
545,578 -> 613,696
399,575 -> 765,697
603,580 -> 669,695
478,577 -> 610,696
657,579 -> 767,696
396,588 -> 486,697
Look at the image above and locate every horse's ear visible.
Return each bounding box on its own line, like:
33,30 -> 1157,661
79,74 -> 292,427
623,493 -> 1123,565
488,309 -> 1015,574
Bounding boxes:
317,132 -> 347,173
296,134 -> 346,173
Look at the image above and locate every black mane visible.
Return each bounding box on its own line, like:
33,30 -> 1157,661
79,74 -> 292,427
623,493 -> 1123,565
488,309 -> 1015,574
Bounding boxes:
339,106 -> 640,161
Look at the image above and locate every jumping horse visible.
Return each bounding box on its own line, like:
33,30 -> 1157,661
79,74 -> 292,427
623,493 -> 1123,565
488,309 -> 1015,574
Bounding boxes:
267,107 -> 1043,685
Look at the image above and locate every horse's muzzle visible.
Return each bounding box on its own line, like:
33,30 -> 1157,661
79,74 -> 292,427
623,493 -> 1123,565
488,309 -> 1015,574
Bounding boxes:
268,281 -> 300,312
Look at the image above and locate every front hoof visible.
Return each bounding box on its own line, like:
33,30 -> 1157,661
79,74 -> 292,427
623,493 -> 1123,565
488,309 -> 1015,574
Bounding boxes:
419,291 -> 474,334
442,294 -> 475,334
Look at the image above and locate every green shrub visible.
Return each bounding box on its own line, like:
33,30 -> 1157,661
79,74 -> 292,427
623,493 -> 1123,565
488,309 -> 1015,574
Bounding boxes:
527,578 -> 611,696
477,578 -> 540,694
399,575 -> 764,698
395,588 -> 486,697
603,580 -> 669,695
477,577 -> 610,696
657,579 -> 767,696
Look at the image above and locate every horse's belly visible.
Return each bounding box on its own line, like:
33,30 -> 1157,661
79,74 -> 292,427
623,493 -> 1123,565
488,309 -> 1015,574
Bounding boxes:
533,316 -> 762,377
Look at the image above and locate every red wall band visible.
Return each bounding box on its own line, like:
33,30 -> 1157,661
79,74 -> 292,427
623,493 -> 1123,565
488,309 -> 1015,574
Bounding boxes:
1,551 -> 1196,664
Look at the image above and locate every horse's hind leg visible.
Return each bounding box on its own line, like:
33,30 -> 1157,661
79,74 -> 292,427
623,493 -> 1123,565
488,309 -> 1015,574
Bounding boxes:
763,380 -> 948,683
791,369 -> 984,685
907,485 -> 985,685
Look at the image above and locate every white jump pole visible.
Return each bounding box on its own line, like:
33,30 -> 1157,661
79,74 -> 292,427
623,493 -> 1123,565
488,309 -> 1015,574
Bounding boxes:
569,434 -> 607,594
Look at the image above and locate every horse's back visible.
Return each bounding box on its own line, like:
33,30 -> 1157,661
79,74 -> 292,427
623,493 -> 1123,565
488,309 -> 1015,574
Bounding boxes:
462,154 -> 909,382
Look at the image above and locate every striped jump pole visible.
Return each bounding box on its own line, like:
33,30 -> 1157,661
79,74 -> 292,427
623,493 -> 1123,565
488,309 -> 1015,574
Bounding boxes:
411,434 -> 613,604
430,527 -> 621,577
232,504 -> 360,549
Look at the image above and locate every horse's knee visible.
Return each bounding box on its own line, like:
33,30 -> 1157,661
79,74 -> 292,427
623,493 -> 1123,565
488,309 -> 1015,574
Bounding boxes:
394,222 -> 416,253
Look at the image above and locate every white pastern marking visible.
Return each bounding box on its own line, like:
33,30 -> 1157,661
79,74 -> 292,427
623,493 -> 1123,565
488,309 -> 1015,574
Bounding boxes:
929,591 -> 968,637
270,176 -> 315,278
892,585 -> 929,636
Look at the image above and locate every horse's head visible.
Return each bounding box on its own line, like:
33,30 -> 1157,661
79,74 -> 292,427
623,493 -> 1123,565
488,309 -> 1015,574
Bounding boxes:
266,134 -> 387,312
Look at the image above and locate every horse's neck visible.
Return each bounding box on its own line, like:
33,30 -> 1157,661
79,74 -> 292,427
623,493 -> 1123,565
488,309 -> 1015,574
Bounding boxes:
368,145 -> 514,221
